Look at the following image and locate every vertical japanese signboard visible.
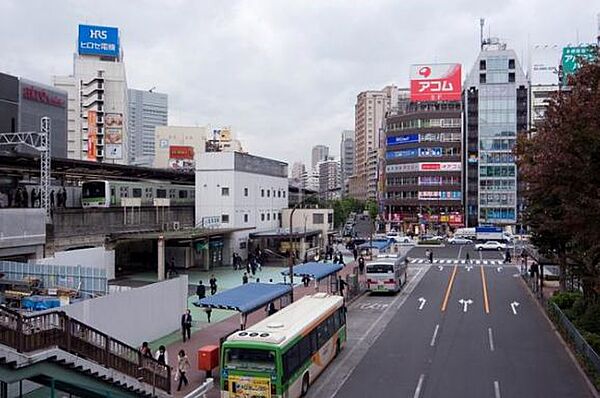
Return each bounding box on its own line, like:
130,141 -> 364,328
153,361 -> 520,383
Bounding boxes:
105,113 -> 123,159
87,110 -> 97,160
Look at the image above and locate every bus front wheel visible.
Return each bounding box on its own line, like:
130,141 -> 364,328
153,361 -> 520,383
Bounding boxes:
301,373 -> 310,396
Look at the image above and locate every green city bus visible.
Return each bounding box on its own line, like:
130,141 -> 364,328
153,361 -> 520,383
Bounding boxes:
220,293 -> 346,398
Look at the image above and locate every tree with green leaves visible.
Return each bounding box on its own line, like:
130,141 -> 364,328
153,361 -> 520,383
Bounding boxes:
516,54 -> 600,299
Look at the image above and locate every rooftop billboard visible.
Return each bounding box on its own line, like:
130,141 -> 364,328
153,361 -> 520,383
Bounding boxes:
410,63 -> 461,102
78,24 -> 120,57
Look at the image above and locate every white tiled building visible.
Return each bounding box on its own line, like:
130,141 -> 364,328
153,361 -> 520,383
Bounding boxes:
195,152 -> 288,259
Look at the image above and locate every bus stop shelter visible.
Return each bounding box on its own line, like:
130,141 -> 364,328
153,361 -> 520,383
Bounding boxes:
281,262 -> 344,294
193,282 -> 292,329
358,239 -> 392,258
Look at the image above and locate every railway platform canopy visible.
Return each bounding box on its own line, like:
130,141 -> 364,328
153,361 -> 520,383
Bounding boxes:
193,282 -> 292,329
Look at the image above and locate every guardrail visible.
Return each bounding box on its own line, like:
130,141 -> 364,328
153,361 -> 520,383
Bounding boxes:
547,301 -> 600,375
0,306 -> 171,393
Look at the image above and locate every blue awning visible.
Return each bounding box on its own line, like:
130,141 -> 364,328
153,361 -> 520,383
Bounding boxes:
358,240 -> 392,251
281,262 -> 343,281
193,282 -> 292,314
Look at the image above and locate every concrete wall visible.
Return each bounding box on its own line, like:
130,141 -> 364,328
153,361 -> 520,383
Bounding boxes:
62,275 -> 188,346
37,247 -> 116,280
0,208 -> 46,260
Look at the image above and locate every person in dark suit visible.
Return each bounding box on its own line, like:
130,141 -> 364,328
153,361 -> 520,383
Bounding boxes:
196,281 -> 206,301
181,309 -> 192,342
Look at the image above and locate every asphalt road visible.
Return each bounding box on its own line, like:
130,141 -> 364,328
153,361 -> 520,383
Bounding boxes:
311,245 -> 594,398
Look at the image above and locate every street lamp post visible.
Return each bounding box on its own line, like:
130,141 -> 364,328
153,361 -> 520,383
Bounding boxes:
288,193 -> 318,303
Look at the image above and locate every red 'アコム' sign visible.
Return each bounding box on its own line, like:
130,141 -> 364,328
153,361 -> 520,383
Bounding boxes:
410,63 -> 462,102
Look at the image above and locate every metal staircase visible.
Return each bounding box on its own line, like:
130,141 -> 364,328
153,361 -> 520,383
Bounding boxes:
0,306 -> 171,397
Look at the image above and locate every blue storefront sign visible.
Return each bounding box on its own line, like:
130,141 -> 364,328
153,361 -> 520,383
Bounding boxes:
386,148 -> 418,159
78,24 -> 120,57
387,134 -> 419,146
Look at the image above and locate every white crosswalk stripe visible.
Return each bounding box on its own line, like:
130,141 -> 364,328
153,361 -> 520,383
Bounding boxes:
409,258 -> 505,266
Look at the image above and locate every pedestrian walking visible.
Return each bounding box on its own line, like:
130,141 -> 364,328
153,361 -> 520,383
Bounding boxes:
155,345 -> 168,365
181,309 -> 192,342
466,252 -> 470,262
353,247 -> 358,261
504,249 -> 512,264
56,189 -> 62,208
358,256 -> 365,274
339,251 -> 345,266
302,275 -> 310,287
242,272 -> 249,284
176,349 -> 190,391
428,250 -> 434,264
530,262 -> 540,292
30,188 -> 36,208
232,252 -> 238,270
22,188 -> 29,208
196,281 -> 206,301
205,307 -> 212,323
267,302 -> 277,316
50,189 -> 55,208
338,276 -> 348,298
209,274 -> 218,295
250,260 -> 257,276
139,341 -> 152,358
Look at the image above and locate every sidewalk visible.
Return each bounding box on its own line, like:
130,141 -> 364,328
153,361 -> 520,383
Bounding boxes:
162,252 -> 359,397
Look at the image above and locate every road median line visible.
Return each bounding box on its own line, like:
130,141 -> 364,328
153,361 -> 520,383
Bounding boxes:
441,265 -> 458,312
480,265 -> 490,314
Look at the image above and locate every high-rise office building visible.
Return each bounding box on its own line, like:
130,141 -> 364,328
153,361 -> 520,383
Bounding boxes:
290,161 -> 306,188
318,158 -> 341,201
340,130 -> 355,196
54,24 -> 129,164
384,64 -> 463,233
352,86 -> 406,201
463,39 -> 528,227
311,145 -> 329,170
127,89 -> 168,167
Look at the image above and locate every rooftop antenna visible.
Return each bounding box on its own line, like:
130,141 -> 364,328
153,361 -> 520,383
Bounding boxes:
597,13 -> 600,45
149,86 -> 156,93
480,18 -> 485,49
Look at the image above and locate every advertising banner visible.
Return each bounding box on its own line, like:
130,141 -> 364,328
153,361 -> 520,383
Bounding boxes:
87,111 -> 97,160
169,146 -> 195,159
410,63 -> 462,102
78,24 -> 120,57
228,375 -> 271,398
104,114 -> 123,159
530,45 -> 561,86
386,163 -> 419,173
561,46 -> 597,79
387,134 -> 419,146
419,162 -> 461,172
419,147 -> 442,157
418,191 -> 461,200
386,148 -> 418,159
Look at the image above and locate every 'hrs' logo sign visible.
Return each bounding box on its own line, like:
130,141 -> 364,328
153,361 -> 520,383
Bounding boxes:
89,30 -> 107,39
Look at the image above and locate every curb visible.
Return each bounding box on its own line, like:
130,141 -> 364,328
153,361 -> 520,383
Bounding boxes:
517,276 -> 600,398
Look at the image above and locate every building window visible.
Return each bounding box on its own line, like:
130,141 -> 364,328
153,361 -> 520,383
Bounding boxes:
261,213 -> 265,221
277,190 -> 281,198
313,213 -> 324,224
273,212 -> 277,220
221,187 -> 229,196
267,213 -> 271,221
261,189 -> 265,197
132,188 -> 142,198
508,59 -> 515,69
508,72 -> 515,83
244,188 -> 248,197
244,214 -> 248,223
479,60 -> 486,70
221,214 -> 229,223
267,190 -> 270,197
283,191 -> 286,198
479,73 -> 486,84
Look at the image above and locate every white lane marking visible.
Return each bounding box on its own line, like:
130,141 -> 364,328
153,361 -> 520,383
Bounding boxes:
437,265 -> 443,271
497,266 -> 503,272
494,380 -> 501,398
459,298 -> 473,312
413,374 -> 426,398
457,245 -> 464,260
488,327 -> 495,352
418,297 -> 427,310
465,265 -> 473,272
510,301 -> 520,315
320,266 -> 427,398
430,324 -> 440,347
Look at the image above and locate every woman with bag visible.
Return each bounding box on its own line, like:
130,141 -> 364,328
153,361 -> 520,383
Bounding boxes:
176,349 -> 190,391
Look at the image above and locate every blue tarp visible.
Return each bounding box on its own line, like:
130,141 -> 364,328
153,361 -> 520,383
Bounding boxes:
281,262 -> 343,281
193,282 -> 292,314
22,296 -> 61,311
358,239 -> 392,251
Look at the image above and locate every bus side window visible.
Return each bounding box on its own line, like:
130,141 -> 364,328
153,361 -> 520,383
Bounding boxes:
283,346 -> 299,381
309,330 -> 318,354
332,311 -> 340,330
298,336 -> 311,364
338,308 -> 346,326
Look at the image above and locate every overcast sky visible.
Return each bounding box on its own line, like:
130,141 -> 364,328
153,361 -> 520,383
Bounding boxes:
1,1 -> 598,167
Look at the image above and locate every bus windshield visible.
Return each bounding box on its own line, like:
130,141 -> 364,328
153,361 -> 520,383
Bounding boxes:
224,348 -> 276,371
366,263 -> 394,274
82,182 -> 106,199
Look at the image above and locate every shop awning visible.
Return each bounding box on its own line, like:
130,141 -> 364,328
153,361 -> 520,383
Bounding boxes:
281,262 -> 343,281
193,282 -> 292,314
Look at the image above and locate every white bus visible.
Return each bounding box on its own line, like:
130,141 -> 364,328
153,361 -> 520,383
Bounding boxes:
366,254 -> 408,293
220,293 -> 346,398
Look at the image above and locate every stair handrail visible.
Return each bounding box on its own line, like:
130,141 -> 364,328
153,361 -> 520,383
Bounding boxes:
0,305 -> 171,393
